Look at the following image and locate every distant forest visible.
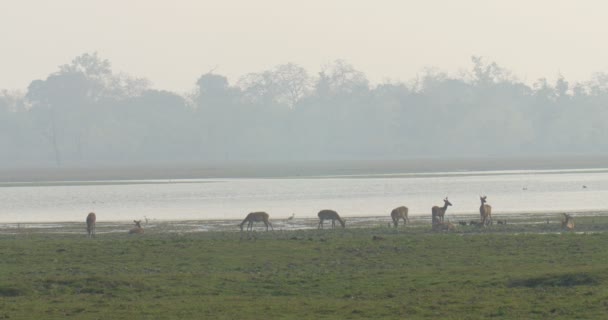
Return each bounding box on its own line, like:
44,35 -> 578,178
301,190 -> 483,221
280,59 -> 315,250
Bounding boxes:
1,53 -> 607,167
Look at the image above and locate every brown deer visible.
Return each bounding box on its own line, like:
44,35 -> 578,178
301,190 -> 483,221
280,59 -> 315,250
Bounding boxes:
390,206 -> 409,227
239,212 -> 273,231
561,213 -> 575,231
129,220 -> 144,234
432,221 -> 455,232
86,212 -> 96,238
317,209 -> 345,229
480,196 -> 492,226
431,197 -> 452,224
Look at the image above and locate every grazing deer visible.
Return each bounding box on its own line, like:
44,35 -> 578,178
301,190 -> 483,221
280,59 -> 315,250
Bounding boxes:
431,197 -> 452,224
86,212 -> 96,238
129,220 -> 144,234
317,210 -> 345,229
390,206 -> 409,227
480,196 -> 492,226
561,213 -> 575,231
239,212 -> 274,231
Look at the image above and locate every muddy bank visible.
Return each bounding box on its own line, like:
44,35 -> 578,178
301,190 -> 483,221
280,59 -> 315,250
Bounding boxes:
2,211 -> 607,236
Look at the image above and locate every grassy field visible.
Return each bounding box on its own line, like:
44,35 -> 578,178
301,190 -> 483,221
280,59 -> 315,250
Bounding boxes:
2,215 -> 608,319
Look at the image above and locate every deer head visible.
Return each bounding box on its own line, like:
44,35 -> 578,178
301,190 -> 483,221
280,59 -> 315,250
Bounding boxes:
444,197 -> 452,206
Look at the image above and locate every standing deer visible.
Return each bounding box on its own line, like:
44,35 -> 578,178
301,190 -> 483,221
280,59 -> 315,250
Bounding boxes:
317,210 -> 345,229
129,220 -> 144,234
431,197 -> 452,224
390,206 -> 409,227
561,213 -> 575,231
86,212 -> 96,238
239,212 -> 273,231
480,196 -> 492,226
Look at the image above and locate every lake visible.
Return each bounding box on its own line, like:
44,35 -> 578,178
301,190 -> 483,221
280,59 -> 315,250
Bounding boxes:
1,168 -> 607,223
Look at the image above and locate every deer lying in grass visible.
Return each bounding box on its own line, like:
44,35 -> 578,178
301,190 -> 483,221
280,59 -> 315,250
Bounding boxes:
561,213 -> 575,231
240,212 -> 274,231
318,210 -> 345,229
432,221 -> 455,232
390,206 -> 409,227
86,212 -> 96,238
432,197 -> 452,223
129,220 -> 144,234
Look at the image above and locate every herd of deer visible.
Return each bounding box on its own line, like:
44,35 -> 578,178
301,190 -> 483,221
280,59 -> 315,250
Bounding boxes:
84,196 -> 576,237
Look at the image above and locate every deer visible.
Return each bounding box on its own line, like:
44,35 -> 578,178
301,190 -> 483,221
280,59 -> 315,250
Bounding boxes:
561,213 -> 575,231
432,221 -> 455,232
431,197 -> 452,224
129,220 -> 144,234
317,209 -> 345,229
86,212 -> 96,238
239,212 -> 274,231
480,196 -> 492,226
390,206 -> 409,227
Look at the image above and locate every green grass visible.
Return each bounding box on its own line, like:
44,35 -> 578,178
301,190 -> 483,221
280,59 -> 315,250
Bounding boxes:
1,222 -> 608,319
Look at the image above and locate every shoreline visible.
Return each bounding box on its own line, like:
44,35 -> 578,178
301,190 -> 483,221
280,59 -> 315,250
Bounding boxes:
2,155 -> 608,183
2,210 -> 607,235
1,208 -> 607,225
2,166 -> 608,188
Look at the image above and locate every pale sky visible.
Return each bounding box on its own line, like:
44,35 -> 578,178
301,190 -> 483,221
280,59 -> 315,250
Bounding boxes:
1,0 -> 607,93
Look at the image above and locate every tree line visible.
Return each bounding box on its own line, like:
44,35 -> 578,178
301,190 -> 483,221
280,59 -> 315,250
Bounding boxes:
1,53 -> 607,167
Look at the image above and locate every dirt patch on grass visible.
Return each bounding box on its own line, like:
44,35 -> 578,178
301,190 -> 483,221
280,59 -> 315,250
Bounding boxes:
0,286 -> 27,297
508,272 -> 599,288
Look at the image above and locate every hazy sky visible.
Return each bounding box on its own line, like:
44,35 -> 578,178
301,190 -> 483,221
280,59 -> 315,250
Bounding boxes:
2,0 -> 607,93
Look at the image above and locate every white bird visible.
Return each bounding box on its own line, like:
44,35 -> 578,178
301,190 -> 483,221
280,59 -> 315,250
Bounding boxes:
287,213 -> 295,221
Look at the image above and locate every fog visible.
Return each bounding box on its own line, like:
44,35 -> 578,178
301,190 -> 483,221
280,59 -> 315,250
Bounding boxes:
0,53 -> 607,172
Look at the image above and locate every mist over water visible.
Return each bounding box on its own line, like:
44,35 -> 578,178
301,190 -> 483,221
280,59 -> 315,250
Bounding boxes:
1,168 -> 606,223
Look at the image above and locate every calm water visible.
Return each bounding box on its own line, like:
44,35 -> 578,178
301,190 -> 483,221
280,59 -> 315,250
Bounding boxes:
1,168 -> 607,223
